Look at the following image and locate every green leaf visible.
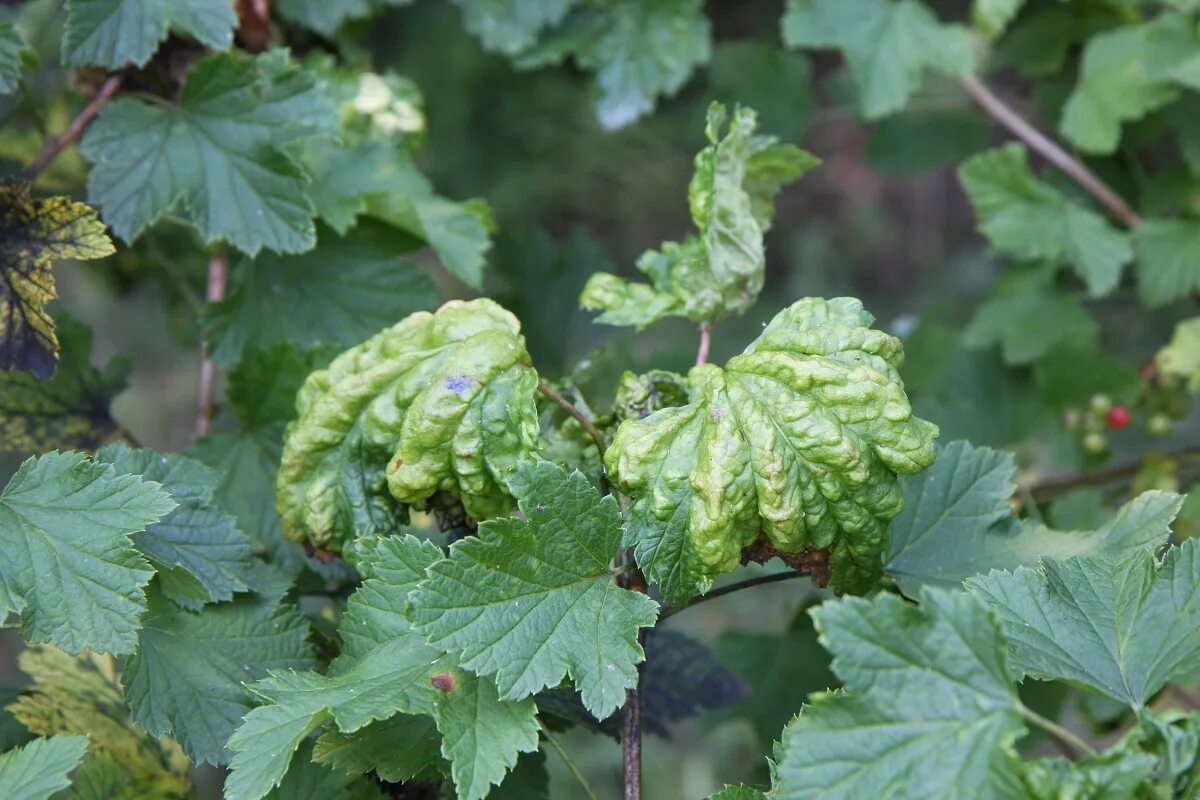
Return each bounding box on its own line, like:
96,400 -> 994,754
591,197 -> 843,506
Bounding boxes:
775,589 -> 1024,799
0,736 -> 88,800
1157,316 -> 1200,392
958,145 -> 1132,296
972,0 -> 1025,38
0,22 -> 31,95
96,444 -> 257,608
963,268 -> 1098,365
123,589 -> 313,766
0,314 -> 129,453
313,715 -> 442,784
968,540 -> 1200,707
1021,750 -> 1157,799
581,103 -> 815,328
81,50 -> 335,256
204,222 -> 438,366
606,297 -> 938,604
715,603 -> 835,745
262,741 -> 384,800
412,461 -> 660,718
782,0 -> 972,119
453,0 -> 579,55
276,299 -> 540,553
1060,25 -> 1178,154
1134,219 -> 1200,307
62,0 -> 236,69
866,107 -> 989,174
0,181 -> 115,377
274,0 -> 409,36
1032,342 -> 1141,410
1144,13 -> 1200,90
887,439 -> 1183,592
710,787 -> 767,800
0,451 -> 173,654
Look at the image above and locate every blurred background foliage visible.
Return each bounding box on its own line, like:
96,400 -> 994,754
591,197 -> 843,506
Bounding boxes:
3,0 -> 1200,797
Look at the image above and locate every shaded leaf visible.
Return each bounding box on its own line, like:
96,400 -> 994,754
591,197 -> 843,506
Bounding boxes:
62,0 -> 236,68
1134,219 -> 1200,307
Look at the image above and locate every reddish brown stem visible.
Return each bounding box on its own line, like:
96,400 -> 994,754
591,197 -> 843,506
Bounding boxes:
959,75 -> 1141,229
25,74 -> 124,182
620,565 -> 648,800
194,249 -> 228,438
696,323 -> 712,366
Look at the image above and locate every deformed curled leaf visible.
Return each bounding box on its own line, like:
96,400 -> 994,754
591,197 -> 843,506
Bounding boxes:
276,298 -> 540,552
606,297 -> 938,604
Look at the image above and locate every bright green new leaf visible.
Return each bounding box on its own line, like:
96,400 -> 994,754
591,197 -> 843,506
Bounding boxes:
276,299 -> 540,552
0,314 -> 129,453
709,787 -> 767,800
1134,219 -> 1200,307
123,590 -> 313,766
581,103 -> 816,328
0,451 -> 173,655
888,439 -> 1183,593
775,589 -> 1024,799
0,23 -> 31,95
81,50 -> 335,256
782,0 -> 973,119
1021,750 -> 1158,799
606,297 -> 938,604
963,267 -> 1098,364
453,0 -> 579,55
973,0 -> 1025,38
1060,25 -> 1178,154
62,0 -> 236,69
968,540 -> 1200,707
0,736 -> 88,800
958,145 -> 1131,296
97,445 -> 257,609
275,0 -> 410,36
204,223 -> 437,366
0,182 -> 115,378
412,461 -> 660,719
1157,316 -> 1200,392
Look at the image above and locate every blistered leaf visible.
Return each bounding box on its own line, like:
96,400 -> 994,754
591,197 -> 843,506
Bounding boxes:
886,440 -> 1182,593
963,267 -> 1098,364
0,22 -> 31,95
1060,25 -> 1178,154
1134,219 -> 1200,307
453,0 -> 579,55
413,461 -> 659,718
0,735 -> 88,800
958,145 -> 1131,296
0,451 -> 172,654
0,182 -> 115,377
276,299 -> 540,552
204,223 -> 437,366
782,0 -> 972,119
0,314 -> 129,453
1157,317 -> 1200,392
968,540 -> 1200,707
581,104 -> 815,328
10,647 -> 190,797
123,589 -> 313,765
81,51 -> 335,255
774,589 -> 1024,799
62,0 -> 236,68
606,297 -> 937,604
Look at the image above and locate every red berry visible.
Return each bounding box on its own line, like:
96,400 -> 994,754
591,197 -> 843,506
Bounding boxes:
1105,405 -> 1132,430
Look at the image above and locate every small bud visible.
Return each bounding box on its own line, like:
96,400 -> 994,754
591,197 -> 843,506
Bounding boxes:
1090,394 -> 1112,414
1061,408 -> 1081,430
1105,405 -> 1132,430
1148,413 -> 1172,436
1083,432 -> 1108,455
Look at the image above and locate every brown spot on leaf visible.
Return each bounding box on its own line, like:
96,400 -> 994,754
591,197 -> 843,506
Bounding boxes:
430,672 -> 457,693
740,537 -> 830,587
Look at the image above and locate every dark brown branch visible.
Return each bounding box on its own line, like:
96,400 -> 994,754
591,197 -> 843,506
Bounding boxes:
194,249 -> 228,438
659,570 -> 811,621
536,379 -> 607,460
959,75 -> 1142,229
25,74 -> 124,181
1024,443 -> 1200,503
619,566 -> 647,800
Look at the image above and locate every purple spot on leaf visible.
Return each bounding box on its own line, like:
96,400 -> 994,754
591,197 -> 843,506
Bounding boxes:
446,375 -> 472,395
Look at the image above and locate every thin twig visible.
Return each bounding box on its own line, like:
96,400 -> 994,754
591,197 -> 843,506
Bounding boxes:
959,75 -> 1141,229
537,719 -> 600,800
622,630 -> 645,800
194,248 -> 228,438
1019,703 -> 1097,758
696,323 -> 712,366
25,74 -> 124,181
659,569 -> 810,621
1024,443 -> 1200,502
537,379 -> 607,460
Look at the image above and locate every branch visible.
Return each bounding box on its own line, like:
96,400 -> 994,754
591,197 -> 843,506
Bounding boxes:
959,75 -> 1142,229
536,379 -> 607,460
1024,443 -> 1200,502
659,569 -> 810,621
25,74 -> 124,182
696,323 -> 712,366
194,248 -> 228,438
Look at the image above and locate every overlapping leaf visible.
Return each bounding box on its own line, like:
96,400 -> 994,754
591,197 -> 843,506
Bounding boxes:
963,267 -> 1098,364
0,736 -> 88,800
606,297 -> 938,604
0,22 -> 31,95
581,103 -> 816,328
275,0 -> 410,36
453,0 -> 578,55
782,0 -> 973,119
1134,219 -> 1200,307
1157,317 -> 1200,392
412,461 -> 660,719
62,0 -> 237,68
0,182 -> 115,377
0,451 -> 173,655
81,50 -> 335,255
276,299 -> 540,552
